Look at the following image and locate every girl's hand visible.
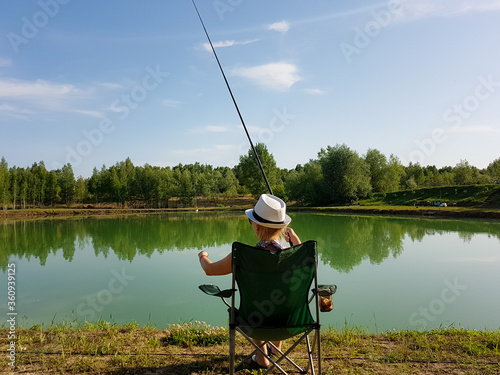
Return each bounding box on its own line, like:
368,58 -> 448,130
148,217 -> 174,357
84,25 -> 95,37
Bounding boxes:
285,227 -> 301,246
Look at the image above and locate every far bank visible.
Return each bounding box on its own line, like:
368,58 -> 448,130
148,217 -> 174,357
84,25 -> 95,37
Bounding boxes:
1,203 -> 500,222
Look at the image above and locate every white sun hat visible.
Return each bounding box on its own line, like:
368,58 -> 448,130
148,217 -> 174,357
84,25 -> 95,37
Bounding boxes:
245,194 -> 291,228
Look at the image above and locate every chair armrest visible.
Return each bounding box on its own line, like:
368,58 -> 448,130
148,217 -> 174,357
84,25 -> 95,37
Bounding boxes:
313,284 -> 337,296
199,284 -> 235,298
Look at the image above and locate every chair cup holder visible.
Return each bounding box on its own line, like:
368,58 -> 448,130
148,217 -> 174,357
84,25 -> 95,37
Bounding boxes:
319,295 -> 333,312
316,284 -> 337,312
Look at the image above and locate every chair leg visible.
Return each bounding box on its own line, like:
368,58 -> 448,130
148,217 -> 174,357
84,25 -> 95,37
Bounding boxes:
316,327 -> 322,375
305,335 -> 315,375
302,330 -> 322,375
229,327 -> 236,375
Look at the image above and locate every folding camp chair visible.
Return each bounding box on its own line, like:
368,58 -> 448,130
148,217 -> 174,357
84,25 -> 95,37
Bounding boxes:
199,240 -> 337,374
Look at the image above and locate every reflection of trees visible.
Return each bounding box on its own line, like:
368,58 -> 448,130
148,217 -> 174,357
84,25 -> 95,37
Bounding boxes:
0,219 -> 80,269
293,214 -> 500,273
1,213 -> 499,271
293,215 -> 405,273
0,213 -> 255,269
85,213 -> 253,261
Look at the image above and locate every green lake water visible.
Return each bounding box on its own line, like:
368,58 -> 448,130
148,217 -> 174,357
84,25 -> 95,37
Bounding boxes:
1,212 -> 499,332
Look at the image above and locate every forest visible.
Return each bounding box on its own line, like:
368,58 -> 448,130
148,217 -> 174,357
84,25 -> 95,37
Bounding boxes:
0,143 -> 499,209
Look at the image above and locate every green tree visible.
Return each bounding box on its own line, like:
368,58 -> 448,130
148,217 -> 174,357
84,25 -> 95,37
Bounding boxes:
75,176 -> 88,205
46,171 -> 59,206
219,168 -> 238,200
386,154 -> 405,192
0,157 -> 10,210
109,167 -> 123,204
10,167 -> 19,209
120,157 -> 136,202
486,157 -> 500,181
30,161 -> 49,206
58,163 -> 75,205
88,167 -> 101,203
178,168 -> 194,206
286,161 -> 325,205
158,167 -> 175,207
453,159 -> 474,185
403,163 -> 425,189
18,168 -> 29,209
365,150 -> 404,192
318,144 -> 371,204
236,143 -> 278,198
365,149 -> 388,193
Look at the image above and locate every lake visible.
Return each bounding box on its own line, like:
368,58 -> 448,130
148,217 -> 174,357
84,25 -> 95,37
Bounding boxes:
1,212 -> 499,332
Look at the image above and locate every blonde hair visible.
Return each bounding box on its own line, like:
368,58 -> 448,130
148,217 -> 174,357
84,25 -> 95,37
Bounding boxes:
255,224 -> 286,242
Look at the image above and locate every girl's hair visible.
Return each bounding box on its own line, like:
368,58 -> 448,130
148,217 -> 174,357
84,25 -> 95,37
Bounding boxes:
256,225 -> 286,241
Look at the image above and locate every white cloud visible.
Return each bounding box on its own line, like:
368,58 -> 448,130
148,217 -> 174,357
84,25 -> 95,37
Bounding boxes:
0,79 -> 82,100
268,20 -> 290,33
189,125 -> 232,134
95,81 -> 123,90
202,39 -> 259,51
304,88 -> 325,95
73,109 -> 104,118
396,0 -> 500,21
206,125 -> 229,133
0,103 -> 35,120
232,62 -> 301,91
0,78 -> 99,119
215,144 -> 237,151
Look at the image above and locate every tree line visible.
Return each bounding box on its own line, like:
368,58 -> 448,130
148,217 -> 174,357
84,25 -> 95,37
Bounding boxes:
0,143 -> 499,209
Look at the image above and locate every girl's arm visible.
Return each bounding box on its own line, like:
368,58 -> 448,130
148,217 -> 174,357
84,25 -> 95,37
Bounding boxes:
198,251 -> 232,275
284,227 -> 301,246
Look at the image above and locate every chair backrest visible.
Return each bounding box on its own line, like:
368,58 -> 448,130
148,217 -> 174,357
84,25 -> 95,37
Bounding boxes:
230,240 -> 319,341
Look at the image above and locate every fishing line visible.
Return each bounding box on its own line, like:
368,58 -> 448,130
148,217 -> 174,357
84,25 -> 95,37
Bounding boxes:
191,0 -> 273,195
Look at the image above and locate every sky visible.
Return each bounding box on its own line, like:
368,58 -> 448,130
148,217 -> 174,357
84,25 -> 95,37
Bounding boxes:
1,0 -> 500,178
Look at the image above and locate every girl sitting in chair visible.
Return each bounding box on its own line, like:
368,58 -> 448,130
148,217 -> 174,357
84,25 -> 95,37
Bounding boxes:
198,194 -> 301,370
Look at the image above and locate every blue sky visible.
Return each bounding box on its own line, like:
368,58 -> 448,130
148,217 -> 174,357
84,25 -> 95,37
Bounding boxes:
1,0 -> 499,177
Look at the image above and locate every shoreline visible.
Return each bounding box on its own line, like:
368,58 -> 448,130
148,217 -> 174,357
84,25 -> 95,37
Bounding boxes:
1,204 -> 500,222
1,323 -> 499,374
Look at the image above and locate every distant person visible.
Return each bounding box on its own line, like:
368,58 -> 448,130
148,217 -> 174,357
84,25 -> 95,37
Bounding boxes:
198,194 -> 301,370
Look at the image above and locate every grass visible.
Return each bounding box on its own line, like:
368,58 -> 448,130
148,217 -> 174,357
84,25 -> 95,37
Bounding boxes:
287,185 -> 500,219
358,184 -> 500,208
1,321 -> 499,374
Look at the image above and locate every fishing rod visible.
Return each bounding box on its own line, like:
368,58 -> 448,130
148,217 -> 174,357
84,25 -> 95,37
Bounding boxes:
191,0 -> 273,196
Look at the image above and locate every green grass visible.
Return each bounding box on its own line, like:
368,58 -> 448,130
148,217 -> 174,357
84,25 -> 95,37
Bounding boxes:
3,321 -> 499,374
162,321 -> 228,347
359,184 -> 500,208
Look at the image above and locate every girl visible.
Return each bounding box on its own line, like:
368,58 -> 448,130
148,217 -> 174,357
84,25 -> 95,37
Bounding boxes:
198,194 -> 301,369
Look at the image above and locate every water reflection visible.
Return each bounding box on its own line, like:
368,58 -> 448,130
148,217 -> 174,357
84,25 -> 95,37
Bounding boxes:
296,214 -> 500,272
1,213 -> 499,273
